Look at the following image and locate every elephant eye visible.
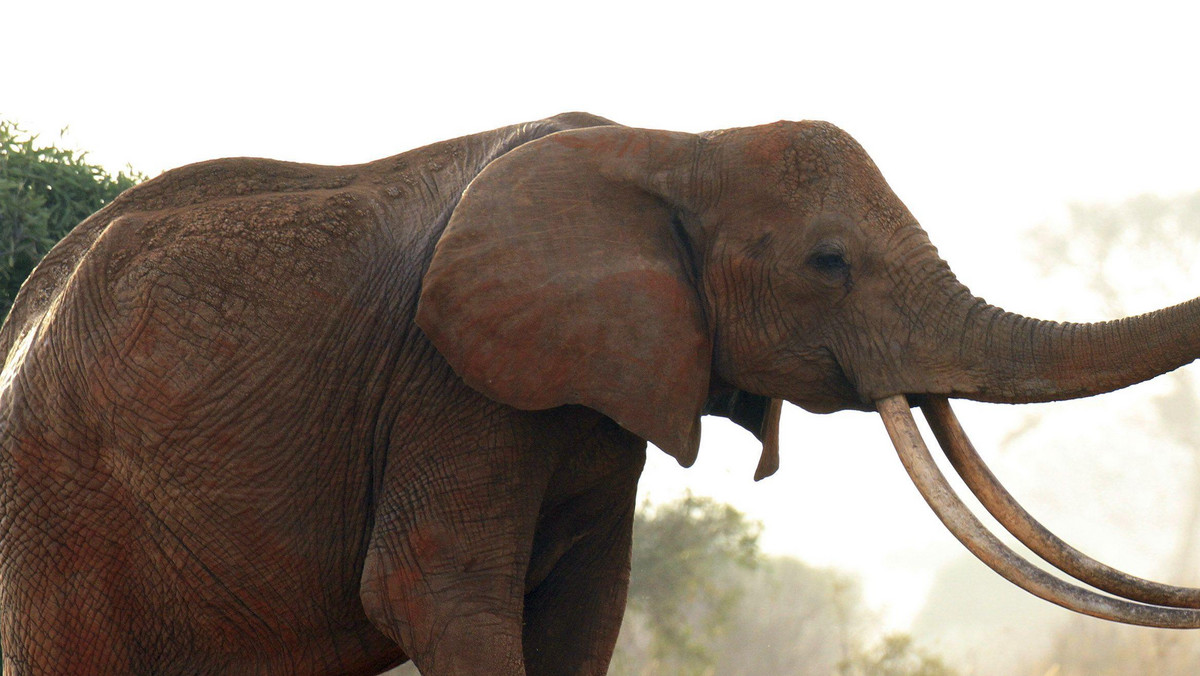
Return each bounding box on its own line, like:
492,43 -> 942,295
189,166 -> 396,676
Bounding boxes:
807,246 -> 850,275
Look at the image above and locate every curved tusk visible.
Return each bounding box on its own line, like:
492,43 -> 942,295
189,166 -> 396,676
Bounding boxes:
922,395 -> 1200,609
876,394 -> 1200,628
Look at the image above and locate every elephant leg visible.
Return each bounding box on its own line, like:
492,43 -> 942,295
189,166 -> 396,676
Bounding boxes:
522,483 -> 640,675
359,410 -> 555,675
522,420 -> 647,676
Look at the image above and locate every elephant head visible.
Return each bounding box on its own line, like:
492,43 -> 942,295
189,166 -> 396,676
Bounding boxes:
416,120 -> 1200,627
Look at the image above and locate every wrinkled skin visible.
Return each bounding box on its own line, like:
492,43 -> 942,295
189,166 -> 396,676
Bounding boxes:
1,113 -> 1197,675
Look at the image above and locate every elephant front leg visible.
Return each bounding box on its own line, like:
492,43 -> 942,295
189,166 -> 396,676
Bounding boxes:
522,420 -> 647,676
360,428 -> 553,675
360,530 -> 528,675
522,482 -> 640,676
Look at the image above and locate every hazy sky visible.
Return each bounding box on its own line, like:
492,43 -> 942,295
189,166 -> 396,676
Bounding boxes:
8,0 -> 1200,630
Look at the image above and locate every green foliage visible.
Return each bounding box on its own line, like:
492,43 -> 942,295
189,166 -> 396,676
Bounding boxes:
0,119 -> 143,316
611,496 -> 960,676
707,556 -> 867,676
618,492 -> 761,673
840,633 -> 958,676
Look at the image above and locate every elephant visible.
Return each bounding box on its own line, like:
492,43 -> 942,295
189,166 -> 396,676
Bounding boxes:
1,111 -> 1198,675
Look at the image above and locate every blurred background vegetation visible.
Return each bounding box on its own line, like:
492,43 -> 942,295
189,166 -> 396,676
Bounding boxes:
610,493 -> 957,676
5,117 -> 1199,674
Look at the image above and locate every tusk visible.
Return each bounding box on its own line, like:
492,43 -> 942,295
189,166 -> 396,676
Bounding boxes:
753,398 -> 783,481
876,394 -> 1200,628
922,395 -> 1200,609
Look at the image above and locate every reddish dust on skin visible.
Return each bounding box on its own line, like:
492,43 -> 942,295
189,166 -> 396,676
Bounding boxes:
589,268 -> 706,369
371,564 -> 431,640
451,263 -> 706,422
407,525 -> 453,564
368,523 -> 496,641
741,125 -> 794,165
585,268 -> 709,456
547,128 -> 652,159
362,528 -> 447,637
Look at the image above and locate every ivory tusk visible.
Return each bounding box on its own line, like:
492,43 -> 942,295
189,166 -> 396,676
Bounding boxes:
876,394 -> 1200,628
922,395 -> 1200,609
753,398 -> 783,481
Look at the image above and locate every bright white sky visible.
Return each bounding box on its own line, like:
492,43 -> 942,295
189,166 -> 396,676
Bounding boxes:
8,0 -> 1200,635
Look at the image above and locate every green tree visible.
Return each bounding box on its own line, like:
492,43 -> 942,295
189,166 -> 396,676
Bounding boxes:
611,492 -> 761,674
610,495 -> 960,676
709,556 -> 869,676
0,119 -> 143,316
840,633 -> 958,676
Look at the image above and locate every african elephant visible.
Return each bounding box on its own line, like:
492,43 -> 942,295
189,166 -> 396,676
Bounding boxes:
1,112 -> 1198,675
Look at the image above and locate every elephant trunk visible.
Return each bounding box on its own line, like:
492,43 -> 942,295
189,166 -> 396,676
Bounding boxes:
948,293 -> 1200,404
873,227 -> 1200,404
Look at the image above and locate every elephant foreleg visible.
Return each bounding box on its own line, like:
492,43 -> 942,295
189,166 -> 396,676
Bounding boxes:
522,418 -> 647,676
522,482 -> 640,676
359,410 -> 555,675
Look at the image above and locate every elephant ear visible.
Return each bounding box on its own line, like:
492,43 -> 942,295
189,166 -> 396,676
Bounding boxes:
416,127 -> 712,466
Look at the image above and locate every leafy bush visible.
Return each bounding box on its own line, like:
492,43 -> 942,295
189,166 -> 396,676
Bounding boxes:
0,120 -> 143,315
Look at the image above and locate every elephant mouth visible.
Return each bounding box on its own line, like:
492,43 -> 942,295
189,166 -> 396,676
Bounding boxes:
876,395 -> 1200,628
787,348 -> 874,414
